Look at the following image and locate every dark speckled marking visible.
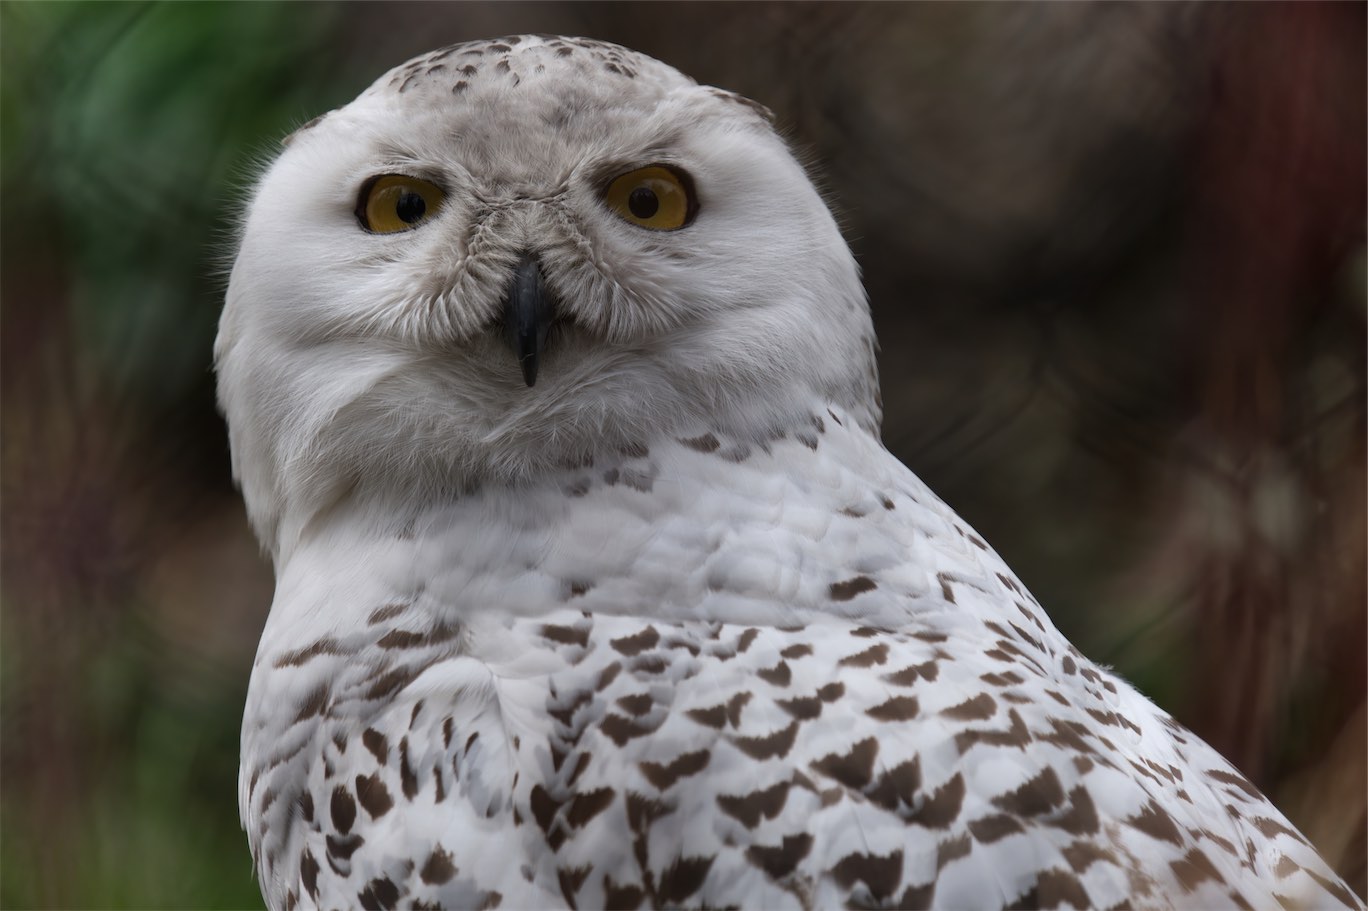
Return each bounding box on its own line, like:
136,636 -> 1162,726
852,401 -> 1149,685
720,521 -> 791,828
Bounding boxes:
275,638 -> 346,668
657,856 -> 714,905
680,433 -> 720,453
943,693 -> 996,721
747,832 -> 813,879
830,575 -> 877,600
839,643 -> 889,668
832,849 -> 903,902
420,846 -> 457,885
640,750 -> 710,790
811,737 -> 878,790
867,695 -> 920,722
992,767 -> 1064,817
358,875 -> 399,911
733,720 -> 799,760
355,773 -> 394,819
610,626 -> 659,656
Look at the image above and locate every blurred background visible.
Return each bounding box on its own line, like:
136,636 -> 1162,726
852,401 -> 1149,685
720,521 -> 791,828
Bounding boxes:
1,2 -> 1363,907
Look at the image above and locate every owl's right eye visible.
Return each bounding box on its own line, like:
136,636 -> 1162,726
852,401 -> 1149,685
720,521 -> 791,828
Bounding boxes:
356,175 -> 446,234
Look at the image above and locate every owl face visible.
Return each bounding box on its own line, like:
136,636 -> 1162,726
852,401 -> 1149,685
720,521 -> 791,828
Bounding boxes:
217,37 -> 877,555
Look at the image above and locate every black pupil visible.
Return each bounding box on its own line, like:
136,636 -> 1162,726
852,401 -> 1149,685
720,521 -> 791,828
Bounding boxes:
395,191 -> 426,223
628,186 -> 659,219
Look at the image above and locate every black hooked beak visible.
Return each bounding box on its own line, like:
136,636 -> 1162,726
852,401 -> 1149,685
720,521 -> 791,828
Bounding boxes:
501,252 -> 556,388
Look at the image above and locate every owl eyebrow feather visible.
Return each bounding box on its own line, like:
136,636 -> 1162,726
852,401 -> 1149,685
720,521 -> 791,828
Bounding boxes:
281,113 -> 329,148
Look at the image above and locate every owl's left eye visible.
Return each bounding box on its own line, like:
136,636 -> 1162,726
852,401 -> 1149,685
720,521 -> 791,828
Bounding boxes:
357,175 -> 446,234
604,166 -> 695,231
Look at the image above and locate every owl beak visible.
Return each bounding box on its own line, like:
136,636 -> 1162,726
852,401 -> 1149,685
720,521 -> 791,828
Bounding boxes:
501,252 -> 556,388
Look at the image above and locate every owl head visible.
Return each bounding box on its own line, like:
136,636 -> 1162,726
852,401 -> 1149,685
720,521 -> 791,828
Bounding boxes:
216,36 -> 878,558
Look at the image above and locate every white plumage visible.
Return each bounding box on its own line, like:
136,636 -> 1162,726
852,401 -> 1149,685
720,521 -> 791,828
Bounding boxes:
217,36 -> 1360,911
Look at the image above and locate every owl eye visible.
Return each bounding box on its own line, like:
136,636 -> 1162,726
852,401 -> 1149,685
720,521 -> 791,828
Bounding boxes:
604,166 -> 694,230
357,175 -> 446,234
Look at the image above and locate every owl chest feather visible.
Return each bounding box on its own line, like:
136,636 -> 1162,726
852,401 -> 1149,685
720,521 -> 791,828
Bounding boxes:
239,409 -> 1357,911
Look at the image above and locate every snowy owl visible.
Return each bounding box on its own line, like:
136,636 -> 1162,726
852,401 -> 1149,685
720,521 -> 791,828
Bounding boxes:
217,36 -> 1360,911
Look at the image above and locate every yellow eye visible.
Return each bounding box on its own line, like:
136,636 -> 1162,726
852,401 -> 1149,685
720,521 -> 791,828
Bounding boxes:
357,175 -> 446,234
604,166 -> 694,230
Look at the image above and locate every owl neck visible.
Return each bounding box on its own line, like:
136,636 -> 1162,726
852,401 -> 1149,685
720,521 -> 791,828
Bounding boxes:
264,402 -> 948,640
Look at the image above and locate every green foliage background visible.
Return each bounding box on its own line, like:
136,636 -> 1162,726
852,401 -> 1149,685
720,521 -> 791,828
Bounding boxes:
2,3 -> 1363,908
2,5 -> 344,906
